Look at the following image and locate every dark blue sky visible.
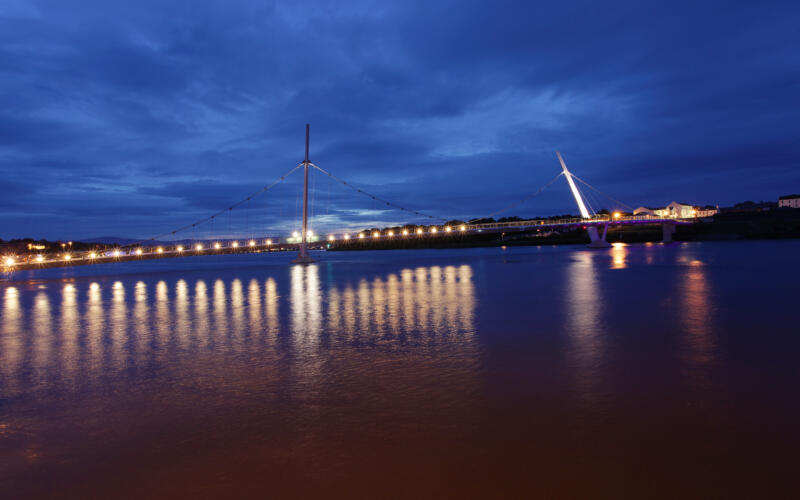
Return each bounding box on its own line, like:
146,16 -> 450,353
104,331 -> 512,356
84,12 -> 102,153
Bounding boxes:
1,0 -> 798,240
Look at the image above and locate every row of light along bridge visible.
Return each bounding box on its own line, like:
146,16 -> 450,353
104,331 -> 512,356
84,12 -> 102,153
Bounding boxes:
2,214 -> 691,272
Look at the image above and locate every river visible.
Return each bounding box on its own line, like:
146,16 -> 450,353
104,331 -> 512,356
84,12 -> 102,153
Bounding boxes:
1,241 -> 798,497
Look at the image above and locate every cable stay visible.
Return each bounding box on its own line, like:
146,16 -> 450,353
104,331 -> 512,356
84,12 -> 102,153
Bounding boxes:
570,173 -> 633,212
125,163 -> 302,247
311,163 -> 446,223
483,171 -> 564,219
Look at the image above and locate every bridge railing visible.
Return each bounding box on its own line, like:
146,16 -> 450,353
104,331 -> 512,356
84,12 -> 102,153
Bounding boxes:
465,215 -> 692,231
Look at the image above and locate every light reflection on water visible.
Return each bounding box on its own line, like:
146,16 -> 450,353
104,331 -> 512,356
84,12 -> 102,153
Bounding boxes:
565,251 -> 604,404
0,262 -> 478,396
680,260 -> 717,385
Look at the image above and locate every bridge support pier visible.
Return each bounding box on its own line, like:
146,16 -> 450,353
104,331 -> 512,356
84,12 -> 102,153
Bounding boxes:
587,224 -> 611,248
662,221 -> 676,243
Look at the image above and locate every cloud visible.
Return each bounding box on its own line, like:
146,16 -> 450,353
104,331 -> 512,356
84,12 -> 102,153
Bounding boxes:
0,0 -> 798,239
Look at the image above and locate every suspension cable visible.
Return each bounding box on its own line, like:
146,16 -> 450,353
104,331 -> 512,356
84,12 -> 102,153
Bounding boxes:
311,163 -> 446,222
126,163 -> 302,247
570,173 -> 633,211
483,172 -> 563,219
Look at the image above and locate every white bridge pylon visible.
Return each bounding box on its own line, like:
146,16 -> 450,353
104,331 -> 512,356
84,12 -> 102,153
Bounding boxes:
556,151 -> 611,248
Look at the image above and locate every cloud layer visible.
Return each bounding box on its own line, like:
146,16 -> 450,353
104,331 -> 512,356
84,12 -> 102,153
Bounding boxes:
1,0 -> 798,239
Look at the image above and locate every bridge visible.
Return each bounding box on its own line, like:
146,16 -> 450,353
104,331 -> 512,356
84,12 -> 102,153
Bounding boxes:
2,125 -> 692,272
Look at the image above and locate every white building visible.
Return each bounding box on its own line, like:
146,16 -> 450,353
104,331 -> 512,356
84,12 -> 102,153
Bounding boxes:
778,194 -> 800,208
634,202 -> 717,219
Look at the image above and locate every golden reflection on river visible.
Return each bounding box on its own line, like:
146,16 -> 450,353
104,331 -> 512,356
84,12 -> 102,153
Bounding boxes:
610,242 -> 628,269
679,260 -> 717,386
0,263 -> 477,396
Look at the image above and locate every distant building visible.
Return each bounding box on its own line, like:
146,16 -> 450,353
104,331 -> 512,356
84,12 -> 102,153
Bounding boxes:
634,201 -> 712,219
633,206 -> 660,217
778,194 -> 800,208
695,205 -> 719,218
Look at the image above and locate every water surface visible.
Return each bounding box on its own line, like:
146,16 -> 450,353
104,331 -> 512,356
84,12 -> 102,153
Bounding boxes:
1,242 -> 799,497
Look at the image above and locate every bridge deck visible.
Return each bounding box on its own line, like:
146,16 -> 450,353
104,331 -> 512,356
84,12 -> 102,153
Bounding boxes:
2,216 -> 693,272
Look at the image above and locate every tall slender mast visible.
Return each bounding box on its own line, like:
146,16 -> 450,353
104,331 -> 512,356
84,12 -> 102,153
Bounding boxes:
294,124 -> 314,263
557,151 -> 591,219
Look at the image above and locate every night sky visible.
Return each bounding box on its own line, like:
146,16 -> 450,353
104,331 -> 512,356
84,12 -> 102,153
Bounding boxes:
1,0 -> 798,240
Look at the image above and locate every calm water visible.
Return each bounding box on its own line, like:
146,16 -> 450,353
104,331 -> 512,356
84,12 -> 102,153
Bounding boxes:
1,242 -> 799,498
